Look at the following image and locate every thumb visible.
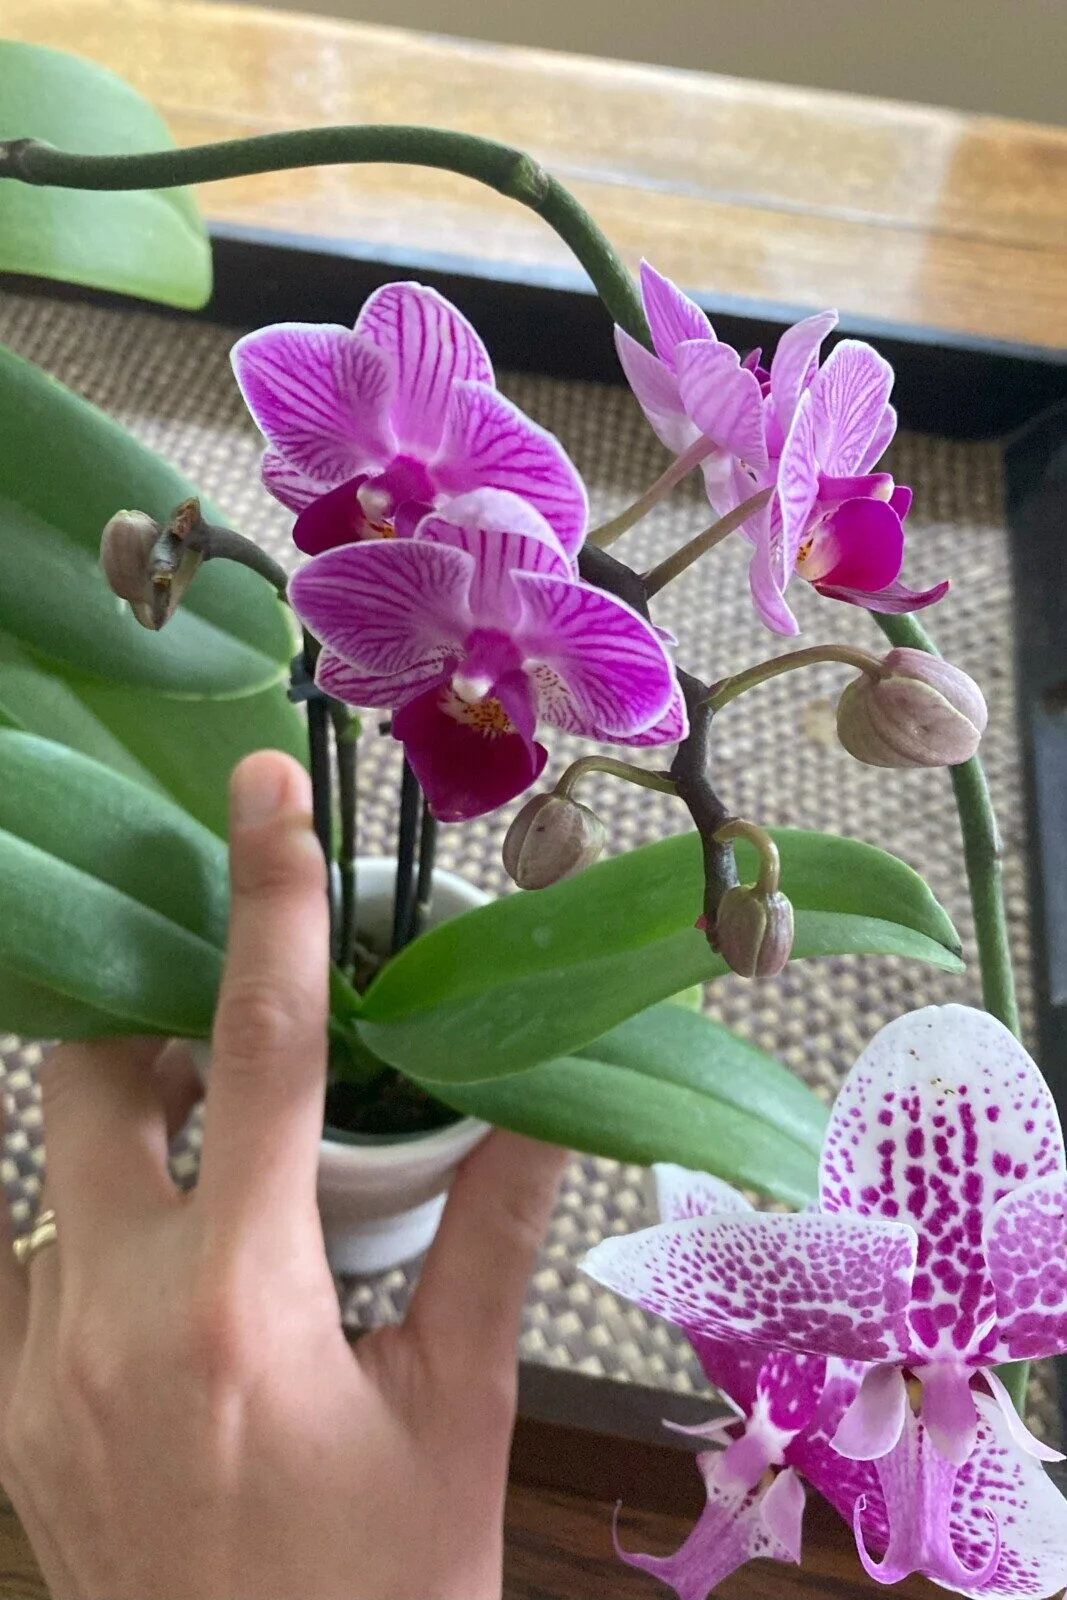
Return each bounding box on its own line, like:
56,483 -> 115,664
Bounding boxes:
406,1130 -> 568,1383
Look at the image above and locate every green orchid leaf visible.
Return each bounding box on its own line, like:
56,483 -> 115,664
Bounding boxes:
0,630 -> 163,792
358,828 -> 962,1085
66,675 -> 306,837
0,342 -> 294,695
0,41 -> 211,308
435,1002 -> 827,1207
0,731 -> 226,1036
0,627 -> 307,835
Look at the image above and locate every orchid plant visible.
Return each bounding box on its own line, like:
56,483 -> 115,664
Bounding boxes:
0,41 -> 1055,1597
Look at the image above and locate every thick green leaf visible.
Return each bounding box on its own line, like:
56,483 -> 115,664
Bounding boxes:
0,731 -> 226,1035
0,629 -> 164,791
0,42 -> 210,308
435,1003 -> 827,1207
358,828 -> 962,1085
0,628 -> 307,835
0,342 -> 295,694
0,968 -> 135,1039
70,676 -> 307,837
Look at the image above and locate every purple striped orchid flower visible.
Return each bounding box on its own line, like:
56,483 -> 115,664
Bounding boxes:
584,1009 -> 1067,1564
287,489 -> 683,821
615,262 -> 947,634
610,1162 -> 1067,1598
231,281 -> 588,559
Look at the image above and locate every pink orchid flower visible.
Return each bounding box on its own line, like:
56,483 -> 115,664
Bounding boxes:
287,488 -> 684,821
615,261 -> 947,634
611,1162 -> 1067,1598
231,281 -> 588,559
584,1007 -> 1067,1494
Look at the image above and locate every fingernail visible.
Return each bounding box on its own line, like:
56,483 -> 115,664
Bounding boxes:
231,756 -> 307,829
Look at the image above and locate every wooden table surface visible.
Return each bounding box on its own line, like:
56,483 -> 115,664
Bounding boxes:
4,0 -> 1067,352
0,1482 -> 938,1599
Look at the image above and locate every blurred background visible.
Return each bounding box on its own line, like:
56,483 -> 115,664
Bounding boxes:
220,0 -> 1067,123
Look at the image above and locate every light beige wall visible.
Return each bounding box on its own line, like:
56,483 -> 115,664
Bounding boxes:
230,0 -> 1067,124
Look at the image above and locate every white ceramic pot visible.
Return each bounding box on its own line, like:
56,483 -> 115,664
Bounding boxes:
195,858 -> 491,1275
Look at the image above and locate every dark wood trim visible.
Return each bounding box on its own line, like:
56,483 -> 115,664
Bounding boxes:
5,223 -> 1067,440
204,228 -> 1067,442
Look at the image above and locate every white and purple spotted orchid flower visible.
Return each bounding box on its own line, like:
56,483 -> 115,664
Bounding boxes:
287,488 -> 684,822
611,1162 -> 1067,1599
615,261 -> 947,635
585,1008 -> 1067,1584
231,281 -> 588,558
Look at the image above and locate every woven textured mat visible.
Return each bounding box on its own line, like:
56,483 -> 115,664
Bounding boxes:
0,287 -> 1058,1438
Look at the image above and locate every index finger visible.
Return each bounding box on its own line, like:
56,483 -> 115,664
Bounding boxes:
196,752 -> 330,1231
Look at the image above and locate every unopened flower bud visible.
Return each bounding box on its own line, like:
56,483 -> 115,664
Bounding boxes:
100,510 -> 161,602
99,508 -> 202,631
714,884 -> 794,978
502,792 -> 606,890
836,648 -> 987,768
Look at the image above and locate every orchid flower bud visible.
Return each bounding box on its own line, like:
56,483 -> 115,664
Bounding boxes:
714,883 -> 795,978
502,792 -> 606,890
100,507 -> 202,631
100,510 -> 161,602
836,648 -> 987,768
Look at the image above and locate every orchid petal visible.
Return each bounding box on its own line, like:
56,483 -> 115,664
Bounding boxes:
649,1163 -> 754,1223
769,308 -> 838,435
434,382 -> 588,557
832,1363 -> 908,1461
951,1395 -> 1067,1599
689,1337 -> 766,1417
292,475 -> 378,555
261,447 -> 327,513
820,1005 -> 1064,1362
663,1410 -> 744,1442
611,680 -> 689,748
614,327 -> 698,455
776,389 -> 821,578
748,512 -> 801,636
985,1175 -> 1067,1360
315,649 -> 447,711
354,282 -> 493,454
815,575 -> 949,613
415,489 -> 571,628
802,498 -> 905,591
759,1467 -> 807,1560
613,1458 -> 803,1600
858,403 -> 899,473
816,471 -> 896,510
581,1211 -> 917,1363
809,338 -> 895,477
890,483 -> 913,520
392,679 -> 546,823
917,1363 -> 980,1466
675,341 -> 769,470
513,573 -> 676,737
756,1351 -> 826,1438
983,1368 -> 1065,1464
639,260 -> 715,364
231,323 -> 396,486
288,538 -> 472,677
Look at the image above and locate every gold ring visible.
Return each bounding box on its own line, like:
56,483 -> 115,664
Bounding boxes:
13,1208 -> 58,1268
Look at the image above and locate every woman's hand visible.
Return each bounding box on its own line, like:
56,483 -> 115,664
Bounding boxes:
0,751 -> 567,1600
